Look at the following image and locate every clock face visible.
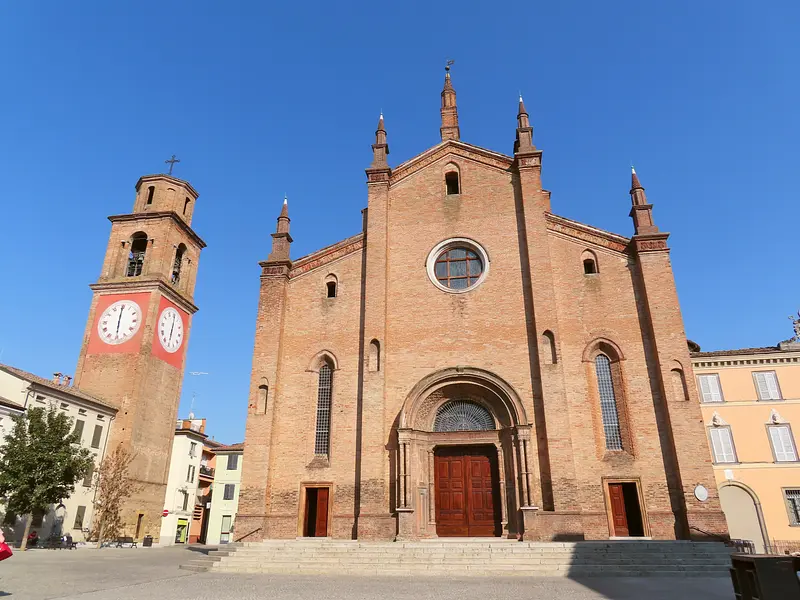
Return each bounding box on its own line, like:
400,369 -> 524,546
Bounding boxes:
158,307 -> 184,353
97,300 -> 142,345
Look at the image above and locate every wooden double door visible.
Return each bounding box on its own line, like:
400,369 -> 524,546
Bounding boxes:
434,446 -> 501,537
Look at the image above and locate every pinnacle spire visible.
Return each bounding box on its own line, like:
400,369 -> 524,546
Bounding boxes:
514,92 -> 534,153
631,166 -> 642,190
370,112 -> 389,170
628,167 -> 658,235
440,62 -> 460,141
268,196 -> 292,262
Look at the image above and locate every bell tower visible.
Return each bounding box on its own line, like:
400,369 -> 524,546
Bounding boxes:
73,171 -> 206,541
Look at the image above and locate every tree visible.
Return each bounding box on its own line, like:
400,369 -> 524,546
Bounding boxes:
0,405 -> 93,550
91,446 -> 141,548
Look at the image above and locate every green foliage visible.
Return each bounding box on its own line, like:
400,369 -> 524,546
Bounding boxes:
0,405 -> 94,519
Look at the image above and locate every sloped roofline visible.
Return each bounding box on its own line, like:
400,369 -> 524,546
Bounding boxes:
0,364 -> 118,412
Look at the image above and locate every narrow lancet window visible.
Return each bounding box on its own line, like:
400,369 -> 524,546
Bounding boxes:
445,171 -> 460,195
595,354 -> 623,450
127,232 -> 148,277
314,363 -> 333,455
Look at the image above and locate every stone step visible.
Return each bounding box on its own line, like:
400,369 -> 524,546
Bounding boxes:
182,540 -> 733,576
210,564 -> 727,577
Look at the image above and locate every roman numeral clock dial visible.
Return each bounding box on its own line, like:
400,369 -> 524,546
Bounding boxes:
97,300 -> 142,345
158,307 -> 184,353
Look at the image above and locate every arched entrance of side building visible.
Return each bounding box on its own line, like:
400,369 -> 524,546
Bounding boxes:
394,367 -> 536,539
719,482 -> 769,553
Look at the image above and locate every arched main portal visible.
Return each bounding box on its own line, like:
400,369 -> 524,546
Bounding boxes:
394,367 -> 536,539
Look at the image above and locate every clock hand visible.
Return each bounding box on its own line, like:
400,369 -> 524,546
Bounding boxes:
168,313 -> 176,342
116,305 -> 124,337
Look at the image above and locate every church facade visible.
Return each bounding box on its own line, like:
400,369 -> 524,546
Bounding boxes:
237,71 -> 728,542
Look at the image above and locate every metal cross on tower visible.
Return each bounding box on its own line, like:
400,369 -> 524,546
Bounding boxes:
165,154 -> 180,175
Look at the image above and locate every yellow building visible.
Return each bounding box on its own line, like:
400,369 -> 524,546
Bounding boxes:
692,328 -> 800,554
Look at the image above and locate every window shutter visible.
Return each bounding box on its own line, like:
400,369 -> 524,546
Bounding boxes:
756,372 -> 780,400
224,484 -> 235,500
710,428 -> 735,463
227,454 -> 239,470
83,464 -> 94,487
765,372 -> 781,399
91,425 -> 103,449
699,375 -> 722,402
770,426 -> 796,462
73,419 -> 85,439
73,506 -> 86,529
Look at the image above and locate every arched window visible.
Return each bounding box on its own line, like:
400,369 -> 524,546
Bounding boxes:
541,330 -> 557,365
369,339 -> 380,372
671,367 -> 689,402
171,244 -> 186,285
445,171 -> 460,195
314,363 -> 333,455
183,197 -> 191,215
582,249 -> 599,275
258,383 -> 269,414
127,232 -> 148,277
325,274 -> 338,298
595,354 -> 623,450
146,186 -> 155,205
433,400 -> 494,432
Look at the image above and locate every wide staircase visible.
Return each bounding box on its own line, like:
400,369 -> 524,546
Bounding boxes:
181,538 -> 733,577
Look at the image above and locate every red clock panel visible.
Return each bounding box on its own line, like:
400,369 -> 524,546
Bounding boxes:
87,293 -> 151,355
152,296 -> 189,368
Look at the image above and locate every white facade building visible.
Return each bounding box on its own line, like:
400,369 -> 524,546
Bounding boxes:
159,418 -> 206,545
0,365 -> 116,544
206,443 -> 243,545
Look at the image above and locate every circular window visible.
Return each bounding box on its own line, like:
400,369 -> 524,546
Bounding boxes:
426,238 -> 489,293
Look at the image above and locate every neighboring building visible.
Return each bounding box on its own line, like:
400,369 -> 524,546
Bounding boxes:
191,439 -> 220,544
159,417 -> 207,545
236,69 -> 727,542
692,328 -> 800,553
0,365 -> 116,543
206,443 -> 243,545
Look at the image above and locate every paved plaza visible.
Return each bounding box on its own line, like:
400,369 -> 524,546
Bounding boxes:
0,545 -> 734,600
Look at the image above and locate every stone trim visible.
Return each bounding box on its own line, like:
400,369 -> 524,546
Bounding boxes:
390,140 -> 513,185
289,234 -> 364,279
108,211 -> 206,248
545,213 -> 630,254
693,355 -> 800,368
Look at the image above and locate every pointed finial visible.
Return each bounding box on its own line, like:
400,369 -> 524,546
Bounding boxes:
283,195 -> 288,205
631,165 -> 642,190
279,195 -> 289,219
519,92 -> 523,103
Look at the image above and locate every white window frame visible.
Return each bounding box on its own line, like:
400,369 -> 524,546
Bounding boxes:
754,371 -> 782,401
709,426 -> 737,464
769,424 -> 798,462
186,465 -> 195,483
697,374 -> 724,403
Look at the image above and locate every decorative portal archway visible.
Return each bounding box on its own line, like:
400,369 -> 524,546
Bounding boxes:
394,367 -> 537,539
719,481 -> 769,553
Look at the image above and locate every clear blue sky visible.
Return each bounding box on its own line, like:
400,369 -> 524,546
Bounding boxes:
1,2 -> 797,444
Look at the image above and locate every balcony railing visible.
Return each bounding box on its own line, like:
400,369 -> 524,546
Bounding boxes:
199,465 -> 215,478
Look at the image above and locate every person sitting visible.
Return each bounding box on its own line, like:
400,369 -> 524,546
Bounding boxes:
27,530 -> 39,547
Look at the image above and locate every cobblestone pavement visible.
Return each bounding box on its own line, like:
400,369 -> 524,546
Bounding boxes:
0,545 -> 734,600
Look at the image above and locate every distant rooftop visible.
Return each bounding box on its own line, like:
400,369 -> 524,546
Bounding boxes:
0,363 -> 117,412
213,442 -> 244,452
691,346 -> 789,358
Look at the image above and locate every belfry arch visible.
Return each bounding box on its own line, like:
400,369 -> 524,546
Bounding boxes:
394,367 -> 537,539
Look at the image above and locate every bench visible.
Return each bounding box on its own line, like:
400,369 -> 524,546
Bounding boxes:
115,536 -> 138,548
45,537 -> 77,550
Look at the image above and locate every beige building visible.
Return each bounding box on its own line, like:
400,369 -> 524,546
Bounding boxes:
0,365 -> 116,544
205,443 -> 243,545
159,417 -> 207,545
692,329 -> 800,553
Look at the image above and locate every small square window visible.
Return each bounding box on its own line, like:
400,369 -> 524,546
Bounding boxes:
78,408 -> 87,416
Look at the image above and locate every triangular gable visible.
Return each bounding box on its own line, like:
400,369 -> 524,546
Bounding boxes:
390,140 -> 513,186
